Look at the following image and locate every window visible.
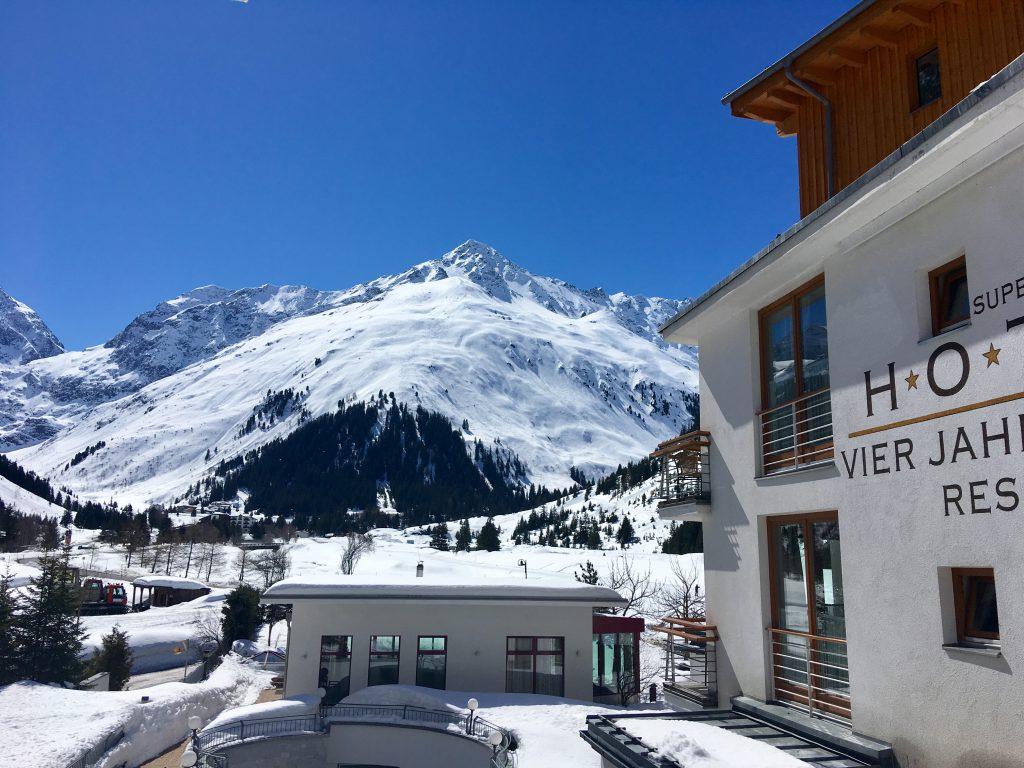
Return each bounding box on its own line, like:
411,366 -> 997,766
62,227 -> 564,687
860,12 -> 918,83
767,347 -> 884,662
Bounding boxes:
914,47 -> 942,109
368,635 -> 400,686
952,568 -> 999,645
506,636 -> 564,696
319,635 -> 352,705
929,256 -> 970,335
758,277 -> 833,472
416,636 -> 447,689
592,632 -> 637,697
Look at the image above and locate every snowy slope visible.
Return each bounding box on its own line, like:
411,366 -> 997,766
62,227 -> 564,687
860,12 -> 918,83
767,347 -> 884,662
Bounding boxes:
9,241 -> 697,505
0,288 -> 64,365
0,473 -> 68,518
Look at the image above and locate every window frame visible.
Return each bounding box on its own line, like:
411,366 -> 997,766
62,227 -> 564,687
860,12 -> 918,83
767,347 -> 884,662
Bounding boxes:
951,567 -> 1000,644
911,46 -> 942,111
319,634 -> 353,705
415,635 -> 448,690
367,634 -> 401,687
757,275 -> 829,411
928,255 -> 970,336
505,636 -> 565,696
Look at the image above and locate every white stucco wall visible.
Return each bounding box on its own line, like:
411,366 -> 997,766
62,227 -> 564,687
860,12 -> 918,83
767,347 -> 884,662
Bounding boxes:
686,112 -> 1024,767
281,598 -> 597,702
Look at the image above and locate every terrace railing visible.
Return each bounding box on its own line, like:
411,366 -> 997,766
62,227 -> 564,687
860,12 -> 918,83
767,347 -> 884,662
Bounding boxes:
651,430 -> 711,508
63,727 -> 125,768
758,388 -> 834,474
191,704 -> 514,767
653,616 -> 718,708
768,627 -> 851,724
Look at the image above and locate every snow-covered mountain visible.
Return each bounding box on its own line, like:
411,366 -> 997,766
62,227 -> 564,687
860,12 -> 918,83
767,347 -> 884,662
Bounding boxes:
0,289 -> 64,365
3,241 -> 697,505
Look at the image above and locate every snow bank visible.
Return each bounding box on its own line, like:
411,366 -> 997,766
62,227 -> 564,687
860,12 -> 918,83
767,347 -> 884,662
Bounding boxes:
0,656 -> 267,768
80,590 -> 226,674
204,693 -> 320,731
0,557 -> 41,588
621,718 -> 808,768
342,685 -> 667,768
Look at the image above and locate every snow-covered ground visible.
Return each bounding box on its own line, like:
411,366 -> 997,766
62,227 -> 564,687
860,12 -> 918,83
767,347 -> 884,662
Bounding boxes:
3,656 -> 268,768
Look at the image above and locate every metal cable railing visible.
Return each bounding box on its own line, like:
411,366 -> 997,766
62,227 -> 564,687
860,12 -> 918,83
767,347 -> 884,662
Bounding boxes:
653,617 -> 718,708
759,389 -> 834,474
768,627 -> 850,723
64,727 -> 125,768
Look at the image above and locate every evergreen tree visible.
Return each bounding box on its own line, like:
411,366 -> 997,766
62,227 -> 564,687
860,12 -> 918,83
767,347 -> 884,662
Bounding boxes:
19,550 -> 85,683
0,572 -> 21,685
220,584 -> 263,651
575,560 -> 600,585
454,519 -> 473,552
616,516 -> 636,548
586,525 -> 602,550
90,625 -> 133,690
475,518 -> 501,552
662,521 -> 703,555
429,523 -> 450,551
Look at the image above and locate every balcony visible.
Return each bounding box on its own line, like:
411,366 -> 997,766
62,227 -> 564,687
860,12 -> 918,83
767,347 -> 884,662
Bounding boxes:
651,430 -> 711,516
653,616 -> 718,709
758,388 -> 834,475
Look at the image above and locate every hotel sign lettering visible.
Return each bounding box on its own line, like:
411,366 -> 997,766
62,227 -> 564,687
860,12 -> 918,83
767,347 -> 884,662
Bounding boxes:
840,274 -> 1024,517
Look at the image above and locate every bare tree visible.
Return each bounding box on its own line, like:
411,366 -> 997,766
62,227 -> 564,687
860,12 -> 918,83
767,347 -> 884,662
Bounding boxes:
339,533 -> 374,575
652,559 -> 705,620
603,556 -> 658,617
251,547 -> 291,589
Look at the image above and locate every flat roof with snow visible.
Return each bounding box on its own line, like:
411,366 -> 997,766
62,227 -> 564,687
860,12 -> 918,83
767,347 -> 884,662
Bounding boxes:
132,575 -> 209,590
262,574 -> 626,606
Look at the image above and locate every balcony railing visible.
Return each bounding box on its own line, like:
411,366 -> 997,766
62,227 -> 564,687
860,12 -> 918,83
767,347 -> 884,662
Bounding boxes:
651,430 -> 711,508
758,388 -> 833,475
653,616 -> 718,708
768,627 -> 850,723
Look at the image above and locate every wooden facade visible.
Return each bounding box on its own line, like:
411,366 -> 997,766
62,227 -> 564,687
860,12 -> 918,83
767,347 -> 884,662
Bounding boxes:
727,0 -> 1024,216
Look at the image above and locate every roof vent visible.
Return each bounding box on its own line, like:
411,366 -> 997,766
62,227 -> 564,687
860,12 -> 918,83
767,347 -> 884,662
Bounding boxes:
416,561 -> 424,578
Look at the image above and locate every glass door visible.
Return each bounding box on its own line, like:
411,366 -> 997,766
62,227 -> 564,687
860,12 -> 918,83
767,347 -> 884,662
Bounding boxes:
768,513 -> 850,720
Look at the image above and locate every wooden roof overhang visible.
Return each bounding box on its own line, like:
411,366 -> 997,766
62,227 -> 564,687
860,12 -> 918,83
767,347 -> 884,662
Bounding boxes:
723,0 -> 955,135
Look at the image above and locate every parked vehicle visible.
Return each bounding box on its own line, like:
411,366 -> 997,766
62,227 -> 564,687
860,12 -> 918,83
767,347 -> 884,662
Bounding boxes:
79,577 -> 129,615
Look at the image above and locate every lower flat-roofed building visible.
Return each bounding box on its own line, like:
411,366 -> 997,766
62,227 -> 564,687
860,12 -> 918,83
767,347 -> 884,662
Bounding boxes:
263,573 -> 628,703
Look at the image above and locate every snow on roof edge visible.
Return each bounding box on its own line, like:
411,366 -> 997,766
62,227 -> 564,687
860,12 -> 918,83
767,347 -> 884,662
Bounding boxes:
262,574 -> 626,605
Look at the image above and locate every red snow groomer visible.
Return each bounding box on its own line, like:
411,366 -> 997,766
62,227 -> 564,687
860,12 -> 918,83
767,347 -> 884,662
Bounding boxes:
79,577 -> 129,615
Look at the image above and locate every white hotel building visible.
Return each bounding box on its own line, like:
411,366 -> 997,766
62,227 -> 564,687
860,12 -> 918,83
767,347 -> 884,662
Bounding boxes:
585,3 -> 1024,768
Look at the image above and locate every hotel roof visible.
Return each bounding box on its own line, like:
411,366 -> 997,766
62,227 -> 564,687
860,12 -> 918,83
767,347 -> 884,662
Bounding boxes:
262,574 -> 627,605
661,52 -> 1024,342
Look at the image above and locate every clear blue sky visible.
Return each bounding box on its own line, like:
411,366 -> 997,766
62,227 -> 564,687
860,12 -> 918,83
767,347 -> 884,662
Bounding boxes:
2,1 -> 853,350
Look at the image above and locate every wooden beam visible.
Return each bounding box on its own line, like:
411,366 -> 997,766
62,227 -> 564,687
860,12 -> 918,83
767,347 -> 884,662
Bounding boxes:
742,104 -> 792,124
777,112 -> 799,138
767,88 -> 805,107
830,46 -> 868,67
893,3 -> 933,25
860,25 -> 901,48
795,65 -> 839,86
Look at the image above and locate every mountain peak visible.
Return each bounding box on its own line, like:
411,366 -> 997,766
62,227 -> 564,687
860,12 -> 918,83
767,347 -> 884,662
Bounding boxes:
0,288 -> 64,365
439,240 -> 514,272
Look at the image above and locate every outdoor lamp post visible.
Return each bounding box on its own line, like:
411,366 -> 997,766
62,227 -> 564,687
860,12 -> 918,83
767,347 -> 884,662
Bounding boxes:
517,559 -> 527,578
488,729 -> 504,751
467,697 -> 478,735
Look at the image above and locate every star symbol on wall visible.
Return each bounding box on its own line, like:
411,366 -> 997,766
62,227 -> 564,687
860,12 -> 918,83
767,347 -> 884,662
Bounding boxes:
905,370 -> 919,389
983,343 -> 1001,367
